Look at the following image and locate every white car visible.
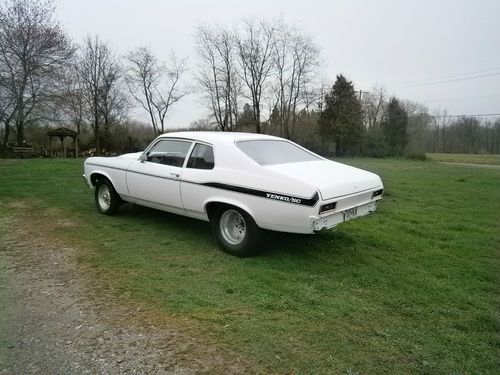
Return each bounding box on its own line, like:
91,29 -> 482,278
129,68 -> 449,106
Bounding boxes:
83,132 -> 383,256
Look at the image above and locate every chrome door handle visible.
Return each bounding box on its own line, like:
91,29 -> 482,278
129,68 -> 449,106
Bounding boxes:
170,173 -> 180,179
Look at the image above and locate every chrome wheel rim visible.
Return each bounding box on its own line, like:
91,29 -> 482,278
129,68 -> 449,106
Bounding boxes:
97,184 -> 111,210
220,209 -> 246,246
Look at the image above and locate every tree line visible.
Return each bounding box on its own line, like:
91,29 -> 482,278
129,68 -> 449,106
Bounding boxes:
0,0 -> 187,155
0,0 -> 498,157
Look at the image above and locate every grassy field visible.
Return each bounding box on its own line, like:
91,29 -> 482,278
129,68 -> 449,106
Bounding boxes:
0,218 -> 9,368
0,157 -> 499,374
427,153 -> 500,165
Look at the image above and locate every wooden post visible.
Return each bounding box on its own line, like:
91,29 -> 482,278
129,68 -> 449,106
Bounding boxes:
60,136 -> 65,158
49,136 -> 52,158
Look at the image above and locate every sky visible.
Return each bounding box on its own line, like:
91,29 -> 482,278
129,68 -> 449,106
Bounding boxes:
54,0 -> 500,128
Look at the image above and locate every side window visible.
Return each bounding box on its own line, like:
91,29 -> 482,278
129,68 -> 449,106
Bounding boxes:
186,143 -> 214,170
147,140 -> 192,167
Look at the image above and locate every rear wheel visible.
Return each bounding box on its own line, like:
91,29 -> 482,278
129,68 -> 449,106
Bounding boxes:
211,205 -> 262,257
94,178 -> 120,215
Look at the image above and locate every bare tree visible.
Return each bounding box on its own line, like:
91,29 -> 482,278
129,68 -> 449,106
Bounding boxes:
189,117 -> 214,131
195,25 -> 240,131
400,99 -> 432,153
55,65 -> 85,152
361,87 -> 387,130
0,0 -> 73,146
271,21 -> 320,138
77,35 -> 126,154
100,58 -> 128,150
236,19 -> 277,133
482,119 -> 500,154
0,83 -> 15,146
457,116 -> 480,153
493,119 -> 500,154
125,47 -> 187,135
429,108 -> 451,152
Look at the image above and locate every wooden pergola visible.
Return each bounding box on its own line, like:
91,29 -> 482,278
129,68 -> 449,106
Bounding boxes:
47,127 -> 79,158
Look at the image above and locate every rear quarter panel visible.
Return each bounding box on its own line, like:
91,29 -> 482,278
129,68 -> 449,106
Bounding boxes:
180,166 -> 319,233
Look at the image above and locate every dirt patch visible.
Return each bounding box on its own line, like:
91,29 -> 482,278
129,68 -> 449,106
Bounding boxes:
6,201 -> 30,209
0,208 -> 255,374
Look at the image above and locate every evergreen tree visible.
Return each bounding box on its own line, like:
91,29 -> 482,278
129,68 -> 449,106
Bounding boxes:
381,97 -> 408,155
318,75 -> 363,156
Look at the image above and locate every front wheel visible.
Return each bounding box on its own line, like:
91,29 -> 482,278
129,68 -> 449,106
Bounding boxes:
94,179 -> 120,215
211,206 -> 262,257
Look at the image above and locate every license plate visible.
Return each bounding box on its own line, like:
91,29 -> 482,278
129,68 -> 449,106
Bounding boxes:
343,207 -> 358,221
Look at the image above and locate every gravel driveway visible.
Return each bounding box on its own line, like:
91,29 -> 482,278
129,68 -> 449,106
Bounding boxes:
0,204 -> 253,374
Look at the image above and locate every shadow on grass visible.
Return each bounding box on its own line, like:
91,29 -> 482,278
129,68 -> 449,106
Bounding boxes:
262,228 -> 357,257
119,203 -> 212,235
118,202 -> 244,240
114,203 -> 365,262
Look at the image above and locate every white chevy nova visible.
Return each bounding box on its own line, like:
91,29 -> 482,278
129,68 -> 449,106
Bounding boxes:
83,131 -> 384,256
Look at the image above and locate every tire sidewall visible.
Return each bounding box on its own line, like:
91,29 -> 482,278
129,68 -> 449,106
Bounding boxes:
212,206 -> 261,257
94,179 -> 119,215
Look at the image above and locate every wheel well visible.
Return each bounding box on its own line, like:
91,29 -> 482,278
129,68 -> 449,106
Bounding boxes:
205,202 -> 226,220
90,173 -> 109,187
206,201 -> 251,221
205,202 -> 259,226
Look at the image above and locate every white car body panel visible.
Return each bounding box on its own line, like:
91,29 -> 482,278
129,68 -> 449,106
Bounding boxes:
83,132 -> 384,234
126,160 -> 183,210
264,160 -> 382,200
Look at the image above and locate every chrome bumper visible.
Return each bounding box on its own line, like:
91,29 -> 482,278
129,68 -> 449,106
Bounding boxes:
312,201 -> 377,231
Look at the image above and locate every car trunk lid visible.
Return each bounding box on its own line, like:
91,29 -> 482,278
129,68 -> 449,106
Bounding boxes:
265,160 -> 382,200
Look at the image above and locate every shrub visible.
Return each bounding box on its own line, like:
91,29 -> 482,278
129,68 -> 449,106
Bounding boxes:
405,152 -> 428,161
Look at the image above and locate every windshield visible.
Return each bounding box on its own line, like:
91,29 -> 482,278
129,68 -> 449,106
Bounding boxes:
236,140 -> 321,166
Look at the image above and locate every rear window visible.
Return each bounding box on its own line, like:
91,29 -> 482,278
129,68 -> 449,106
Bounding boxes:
236,140 -> 320,166
186,143 -> 214,169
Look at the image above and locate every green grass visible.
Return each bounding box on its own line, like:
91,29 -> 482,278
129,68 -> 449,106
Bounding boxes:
0,158 -> 499,374
0,215 -> 10,368
427,153 -> 500,165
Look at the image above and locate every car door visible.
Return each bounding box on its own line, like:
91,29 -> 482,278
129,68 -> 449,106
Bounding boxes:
126,139 -> 193,212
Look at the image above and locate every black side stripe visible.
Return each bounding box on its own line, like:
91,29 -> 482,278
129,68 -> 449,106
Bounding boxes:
86,162 -> 319,207
201,182 -> 319,207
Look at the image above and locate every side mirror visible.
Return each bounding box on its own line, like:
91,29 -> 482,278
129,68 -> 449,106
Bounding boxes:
139,153 -> 148,162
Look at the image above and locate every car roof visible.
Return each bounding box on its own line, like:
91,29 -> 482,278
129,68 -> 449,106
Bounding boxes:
158,131 -> 283,145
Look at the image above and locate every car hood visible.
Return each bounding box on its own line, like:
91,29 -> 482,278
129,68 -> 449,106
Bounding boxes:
118,151 -> 143,159
265,160 -> 383,200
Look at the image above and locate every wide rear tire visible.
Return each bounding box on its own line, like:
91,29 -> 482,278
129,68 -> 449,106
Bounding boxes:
211,205 -> 262,257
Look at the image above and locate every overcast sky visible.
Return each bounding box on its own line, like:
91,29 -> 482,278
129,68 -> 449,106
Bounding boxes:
54,0 -> 500,128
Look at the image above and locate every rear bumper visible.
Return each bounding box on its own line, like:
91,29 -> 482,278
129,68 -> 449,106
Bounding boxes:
311,201 -> 377,231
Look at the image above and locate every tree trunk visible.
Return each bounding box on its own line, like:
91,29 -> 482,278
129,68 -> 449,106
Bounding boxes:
76,121 -> 81,157
16,120 -> 24,146
2,120 -> 11,146
103,116 -> 111,151
255,105 -> 261,133
94,113 -> 100,154
15,98 -> 25,146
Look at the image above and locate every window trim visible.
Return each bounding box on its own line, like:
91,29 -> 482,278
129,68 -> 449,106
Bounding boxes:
143,138 -> 194,168
186,142 -> 215,170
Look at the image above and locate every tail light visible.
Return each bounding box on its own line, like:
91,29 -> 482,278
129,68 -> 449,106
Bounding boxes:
319,202 -> 337,214
372,189 -> 384,198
